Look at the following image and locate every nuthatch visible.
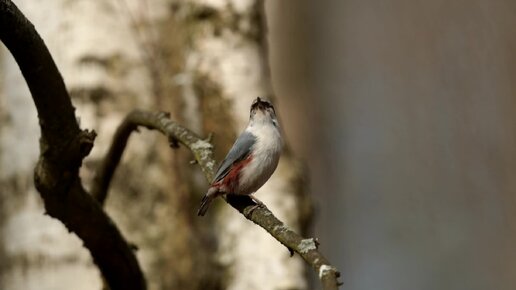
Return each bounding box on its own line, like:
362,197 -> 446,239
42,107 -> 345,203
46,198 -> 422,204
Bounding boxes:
197,97 -> 283,216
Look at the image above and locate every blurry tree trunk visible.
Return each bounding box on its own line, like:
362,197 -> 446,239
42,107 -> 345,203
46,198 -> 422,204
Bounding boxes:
0,1 -> 311,290
271,1 -> 516,290
175,1 -> 312,289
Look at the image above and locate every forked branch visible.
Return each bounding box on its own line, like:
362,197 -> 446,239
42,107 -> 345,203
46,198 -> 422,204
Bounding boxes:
93,110 -> 342,290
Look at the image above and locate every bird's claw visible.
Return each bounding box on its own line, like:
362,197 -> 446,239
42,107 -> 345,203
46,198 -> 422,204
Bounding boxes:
249,194 -> 265,207
244,199 -> 267,218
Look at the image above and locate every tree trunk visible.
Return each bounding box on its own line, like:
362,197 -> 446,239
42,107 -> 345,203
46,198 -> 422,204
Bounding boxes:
0,1 -> 311,290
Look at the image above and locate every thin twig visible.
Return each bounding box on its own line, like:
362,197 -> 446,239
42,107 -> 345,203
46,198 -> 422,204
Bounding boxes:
93,110 -> 342,289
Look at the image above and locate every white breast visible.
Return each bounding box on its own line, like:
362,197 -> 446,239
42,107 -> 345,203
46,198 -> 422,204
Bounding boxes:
238,123 -> 282,195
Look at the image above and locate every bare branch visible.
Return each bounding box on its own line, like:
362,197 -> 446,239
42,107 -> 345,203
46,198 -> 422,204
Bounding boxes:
0,1 -> 145,289
94,110 -> 342,289
91,110 -> 216,203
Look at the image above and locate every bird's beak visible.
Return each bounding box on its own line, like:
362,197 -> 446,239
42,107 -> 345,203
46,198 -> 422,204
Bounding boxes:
251,97 -> 272,113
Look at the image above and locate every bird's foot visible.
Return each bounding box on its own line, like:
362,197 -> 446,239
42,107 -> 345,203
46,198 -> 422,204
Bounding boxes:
250,194 -> 266,207
245,194 -> 267,215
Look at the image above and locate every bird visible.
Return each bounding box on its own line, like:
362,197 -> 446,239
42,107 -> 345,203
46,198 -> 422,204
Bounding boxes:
197,97 -> 283,216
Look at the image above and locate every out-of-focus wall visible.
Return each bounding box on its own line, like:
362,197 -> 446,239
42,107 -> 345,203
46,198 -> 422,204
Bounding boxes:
269,1 -> 516,290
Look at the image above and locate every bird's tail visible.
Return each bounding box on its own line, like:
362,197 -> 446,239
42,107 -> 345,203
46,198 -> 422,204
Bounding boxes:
197,193 -> 215,216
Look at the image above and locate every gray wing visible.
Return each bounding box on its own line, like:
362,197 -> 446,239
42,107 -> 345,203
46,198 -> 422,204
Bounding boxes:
212,131 -> 256,183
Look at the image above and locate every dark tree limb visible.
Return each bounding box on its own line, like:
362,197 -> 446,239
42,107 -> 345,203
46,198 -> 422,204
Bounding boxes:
94,110 -> 342,290
0,1 -> 145,289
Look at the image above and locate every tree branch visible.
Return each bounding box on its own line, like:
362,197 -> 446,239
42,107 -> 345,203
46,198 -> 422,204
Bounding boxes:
94,110 -> 342,290
0,1 -> 145,289
90,110 -> 216,204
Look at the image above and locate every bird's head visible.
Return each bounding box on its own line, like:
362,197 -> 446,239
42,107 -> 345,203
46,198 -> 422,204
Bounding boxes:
249,97 -> 278,127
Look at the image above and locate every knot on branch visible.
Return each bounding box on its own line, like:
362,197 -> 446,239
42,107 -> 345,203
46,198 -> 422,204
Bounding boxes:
168,137 -> 180,148
79,129 -> 96,156
61,129 -> 97,169
319,265 -> 343,287
34,129 -> 96,194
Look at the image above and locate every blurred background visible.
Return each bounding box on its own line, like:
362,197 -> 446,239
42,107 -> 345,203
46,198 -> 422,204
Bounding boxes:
269,1 -> 516,290
2,0 -> 516,290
